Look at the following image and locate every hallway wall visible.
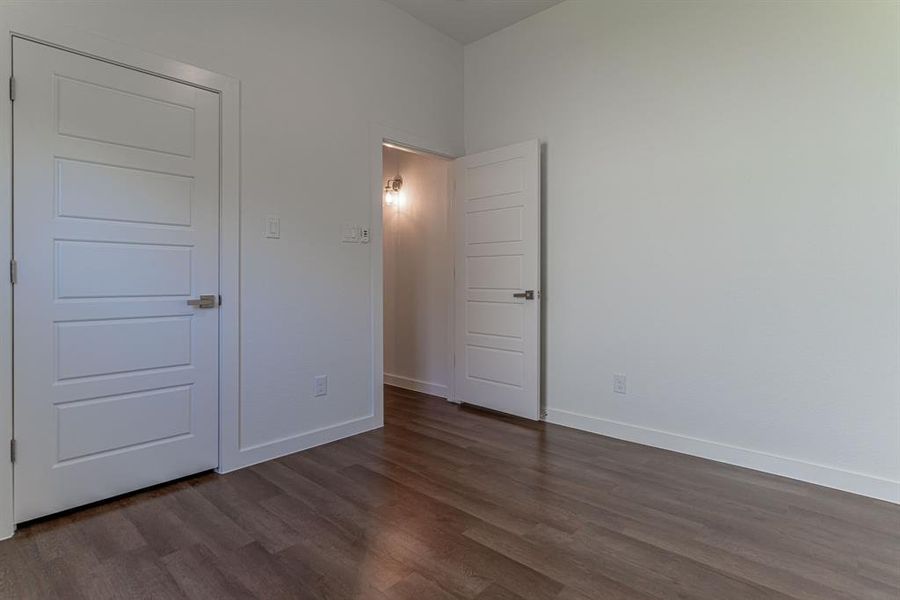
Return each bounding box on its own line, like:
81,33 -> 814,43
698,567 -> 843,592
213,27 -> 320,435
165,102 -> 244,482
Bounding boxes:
383,147 -> 451,397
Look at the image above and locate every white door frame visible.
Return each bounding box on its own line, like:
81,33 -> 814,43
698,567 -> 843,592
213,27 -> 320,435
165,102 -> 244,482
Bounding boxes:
369,125 -> 460,419
0,20 -> 242,539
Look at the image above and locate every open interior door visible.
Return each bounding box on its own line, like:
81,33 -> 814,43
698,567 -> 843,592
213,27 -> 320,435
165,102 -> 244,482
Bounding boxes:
453,140 -> 541,420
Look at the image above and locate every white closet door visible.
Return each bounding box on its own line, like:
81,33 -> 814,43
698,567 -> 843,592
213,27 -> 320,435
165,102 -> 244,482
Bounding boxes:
13,38 -> 220,522
453,140 -> 541,420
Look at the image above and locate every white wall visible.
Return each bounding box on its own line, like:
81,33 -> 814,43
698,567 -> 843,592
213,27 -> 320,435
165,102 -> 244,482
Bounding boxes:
465,0 -> 900,501
382,146 -> 451,397
0,0 -> 463,471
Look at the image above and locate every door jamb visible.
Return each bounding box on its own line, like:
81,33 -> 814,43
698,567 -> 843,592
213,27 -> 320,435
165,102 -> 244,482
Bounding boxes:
0,20 -> 242,539
370,125 -> 459,423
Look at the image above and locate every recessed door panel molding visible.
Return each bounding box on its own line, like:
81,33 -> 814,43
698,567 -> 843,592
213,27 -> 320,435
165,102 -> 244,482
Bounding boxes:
454,140 -> 541,420
13,38 -> 220,522
56,385 -> 193,462
56,158 -> 193,226
465,206 -> 524,245
55,241 -> 192,298
466,301 -> 524,339
55,316 -> 192,380
465,156 -> 524,200
466,255 -> 523,290
466,345 -> 525,388
56,75 -> 195,157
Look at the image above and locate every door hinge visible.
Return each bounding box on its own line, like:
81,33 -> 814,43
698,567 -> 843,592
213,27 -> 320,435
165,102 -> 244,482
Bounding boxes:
8,76 -> 14,102
9,259 -> 16,285
218,294 -> 223,306
10,439 -> 15,464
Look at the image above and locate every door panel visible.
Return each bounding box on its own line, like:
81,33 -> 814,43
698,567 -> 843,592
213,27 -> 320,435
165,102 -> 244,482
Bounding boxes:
466,206 -> 523,244
56,158 -> 194,226
56,386 -> 192,462
454,140 -> 540,420
55,241 -> 192,298
13,38 -> 220,522
56,75 -> 196,156
55,317 -> 192,380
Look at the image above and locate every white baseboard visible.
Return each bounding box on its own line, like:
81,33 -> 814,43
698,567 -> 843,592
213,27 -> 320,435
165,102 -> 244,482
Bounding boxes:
218,414 -> 382,474
545,407 -> 900,504
384,373 -> 448,399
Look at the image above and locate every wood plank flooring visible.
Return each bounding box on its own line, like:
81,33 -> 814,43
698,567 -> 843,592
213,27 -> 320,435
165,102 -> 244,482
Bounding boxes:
1,385 -> 898,599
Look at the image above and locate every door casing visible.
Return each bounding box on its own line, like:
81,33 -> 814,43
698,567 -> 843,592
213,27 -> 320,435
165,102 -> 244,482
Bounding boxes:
0,20 -> 241,539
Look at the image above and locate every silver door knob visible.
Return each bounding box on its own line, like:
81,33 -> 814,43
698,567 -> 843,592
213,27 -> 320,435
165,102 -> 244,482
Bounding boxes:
513,290 -> 535,300
187,294 -> 217,308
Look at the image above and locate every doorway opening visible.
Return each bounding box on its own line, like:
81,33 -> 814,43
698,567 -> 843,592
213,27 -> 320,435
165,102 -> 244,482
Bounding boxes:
381,143 -> 454,401
371,135 -> 541,424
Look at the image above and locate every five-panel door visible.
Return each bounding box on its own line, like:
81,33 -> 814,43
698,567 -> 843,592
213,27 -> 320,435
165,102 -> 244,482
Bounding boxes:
12,38 -> 221,522
453,140 -> 541,420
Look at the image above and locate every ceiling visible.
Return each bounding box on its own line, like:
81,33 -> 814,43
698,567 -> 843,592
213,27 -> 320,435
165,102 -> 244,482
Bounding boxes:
383,0 -> 566,44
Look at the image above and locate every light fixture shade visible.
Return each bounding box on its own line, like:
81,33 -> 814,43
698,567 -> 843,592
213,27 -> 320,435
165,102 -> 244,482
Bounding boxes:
384,174 -> 403,206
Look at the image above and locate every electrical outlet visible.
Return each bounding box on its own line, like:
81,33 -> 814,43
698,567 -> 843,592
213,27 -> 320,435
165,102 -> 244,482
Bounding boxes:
613,373 -> 627,395
314,375 -> 328,397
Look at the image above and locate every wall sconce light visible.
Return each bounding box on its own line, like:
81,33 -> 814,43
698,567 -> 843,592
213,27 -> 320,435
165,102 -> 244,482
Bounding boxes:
384,174 -> 403,206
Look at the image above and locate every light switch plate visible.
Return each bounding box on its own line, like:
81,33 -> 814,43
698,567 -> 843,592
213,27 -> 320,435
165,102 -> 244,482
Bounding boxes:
313,375 -> 328,397
613,373 -> 627,395
342,223 -> 360,243
265,216 -> 280,239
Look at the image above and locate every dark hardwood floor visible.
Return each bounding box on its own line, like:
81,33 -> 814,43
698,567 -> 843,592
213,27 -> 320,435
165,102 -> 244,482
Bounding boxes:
1,385 -> 898,599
